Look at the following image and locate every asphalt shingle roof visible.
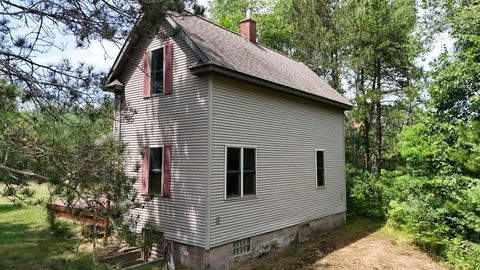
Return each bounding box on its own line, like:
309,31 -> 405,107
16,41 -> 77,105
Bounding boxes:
169,13 -> 352,108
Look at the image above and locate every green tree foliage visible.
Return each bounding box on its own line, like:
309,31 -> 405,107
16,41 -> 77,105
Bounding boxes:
209,0 -> 293,53
284,0 -> 346,91
1,0 -> 206,263
346,0 -> 421,177
454,120 -> 480,177
429,1 -> 480,121
0,79 -> 139,259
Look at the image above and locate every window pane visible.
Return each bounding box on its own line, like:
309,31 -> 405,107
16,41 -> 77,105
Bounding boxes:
243,172 -> 256,195
150,171 -> 162,194
149,147 -> 162,170
226,172 -> 241,197
316,151 -> 324,169
227,148 -> 241,171
317,168 -> 325,187
152,71 -> 164,93
151,48 -> 164,94
243,148 -> 256,171
151,48 -> 164,72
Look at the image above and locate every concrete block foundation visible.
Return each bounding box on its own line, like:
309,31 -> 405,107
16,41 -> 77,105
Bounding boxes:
167,212 -> 346,270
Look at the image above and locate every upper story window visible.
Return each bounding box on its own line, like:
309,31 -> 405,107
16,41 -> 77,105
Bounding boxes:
316,150 -> 325,187
150,48 -> 164,94
143,43 -> 172,98
226,146 -> 256,198
149,147 -> 163,194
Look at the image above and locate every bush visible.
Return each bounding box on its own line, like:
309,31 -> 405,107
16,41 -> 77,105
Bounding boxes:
347,166 -> 480,269
47,214 -> 74,238
446,238 -> 480,270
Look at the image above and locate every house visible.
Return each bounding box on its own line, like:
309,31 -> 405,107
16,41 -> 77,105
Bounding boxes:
105,11 -> 352,270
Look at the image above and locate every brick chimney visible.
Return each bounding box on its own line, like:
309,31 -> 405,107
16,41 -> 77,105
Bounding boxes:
240,9 -> 256,43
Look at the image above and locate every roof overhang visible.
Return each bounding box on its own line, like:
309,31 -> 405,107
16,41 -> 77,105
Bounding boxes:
191,64 -> 353,110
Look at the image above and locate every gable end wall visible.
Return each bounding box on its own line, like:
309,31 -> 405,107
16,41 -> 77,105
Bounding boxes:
117,19 -> 209,248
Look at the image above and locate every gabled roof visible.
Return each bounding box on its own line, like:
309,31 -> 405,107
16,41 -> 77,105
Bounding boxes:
106,12 -> 352,110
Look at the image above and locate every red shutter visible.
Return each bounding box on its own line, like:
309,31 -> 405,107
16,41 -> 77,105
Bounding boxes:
140,147 -> 149,195
143,50 -> 151,98
162,144 -> 172,198
163,42 -> 173,95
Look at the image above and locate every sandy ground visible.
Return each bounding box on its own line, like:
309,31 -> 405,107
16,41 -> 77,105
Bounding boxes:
312,232 -> 448,270
238,218 -> 448,270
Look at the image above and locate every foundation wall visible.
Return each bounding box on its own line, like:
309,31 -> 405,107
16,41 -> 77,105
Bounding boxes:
169,212 -> 346,270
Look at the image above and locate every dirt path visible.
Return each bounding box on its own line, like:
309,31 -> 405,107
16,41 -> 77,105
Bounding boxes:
313,230 -> 447,270
239,218 -> 448,270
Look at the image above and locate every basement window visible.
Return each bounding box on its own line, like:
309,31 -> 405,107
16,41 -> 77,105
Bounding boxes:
233,238 -> 251,256
316,150 -> 325,187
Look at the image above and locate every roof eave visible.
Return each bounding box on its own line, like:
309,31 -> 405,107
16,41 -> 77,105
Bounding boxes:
190,64 -> 353,110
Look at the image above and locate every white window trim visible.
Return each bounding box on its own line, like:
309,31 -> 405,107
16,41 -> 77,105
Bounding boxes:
315,149 -> 326,189
148,146 -> 164,195
224,145 -> 257,200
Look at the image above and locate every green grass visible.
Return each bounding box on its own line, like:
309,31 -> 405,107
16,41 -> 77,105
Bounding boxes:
0,183 -> 93,270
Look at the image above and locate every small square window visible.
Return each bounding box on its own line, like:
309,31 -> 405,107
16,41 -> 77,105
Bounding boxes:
233,238 -> 251,256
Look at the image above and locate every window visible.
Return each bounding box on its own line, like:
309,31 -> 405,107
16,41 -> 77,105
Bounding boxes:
233,238 -> 251,256
226,147 -> 256,198
150,48 -> 164,94
316,150 -> 325,187
149,147 -> 163,194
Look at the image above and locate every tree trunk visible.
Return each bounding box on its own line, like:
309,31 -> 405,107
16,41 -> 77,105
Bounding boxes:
359,68 -> 372,172
375,61 -> 382,179
331,51 -> 341,92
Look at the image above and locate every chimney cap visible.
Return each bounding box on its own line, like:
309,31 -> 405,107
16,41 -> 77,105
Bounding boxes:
246,8 -> 252,19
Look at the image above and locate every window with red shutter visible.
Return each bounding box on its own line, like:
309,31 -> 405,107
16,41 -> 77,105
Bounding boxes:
162,144 -> 172,198
140,147 -> 149,195
164,42 -> 173,95
143,51 -> 151,98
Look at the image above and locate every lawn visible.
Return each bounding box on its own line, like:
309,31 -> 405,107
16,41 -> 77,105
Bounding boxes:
0,183 -> 93,270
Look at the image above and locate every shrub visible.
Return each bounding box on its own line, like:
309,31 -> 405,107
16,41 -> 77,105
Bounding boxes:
348,166 -> 480,269
47,214 -> 74,238
446,238 -> 480,270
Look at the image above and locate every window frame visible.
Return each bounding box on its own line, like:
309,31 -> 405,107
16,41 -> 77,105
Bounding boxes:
315,149 -> 326,188
224,145 -> 257,200
148,146 -> 163,196
150,47 -> 165,95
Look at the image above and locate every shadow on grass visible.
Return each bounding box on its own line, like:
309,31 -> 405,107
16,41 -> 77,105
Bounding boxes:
0,221 -> 94,270
0,203 -> 20,214
244,216 -> 385,270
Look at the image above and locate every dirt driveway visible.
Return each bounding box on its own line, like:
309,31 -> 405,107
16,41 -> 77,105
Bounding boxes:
239,218 -> 448,270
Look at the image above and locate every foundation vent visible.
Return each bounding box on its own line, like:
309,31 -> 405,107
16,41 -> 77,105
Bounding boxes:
233,238 -> 251,256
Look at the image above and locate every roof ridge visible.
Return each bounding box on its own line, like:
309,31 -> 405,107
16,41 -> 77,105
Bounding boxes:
171,12 -> 303,64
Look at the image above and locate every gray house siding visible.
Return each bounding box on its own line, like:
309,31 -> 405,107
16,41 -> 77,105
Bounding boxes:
116,20 -> 209,248
209,76 -> 347,248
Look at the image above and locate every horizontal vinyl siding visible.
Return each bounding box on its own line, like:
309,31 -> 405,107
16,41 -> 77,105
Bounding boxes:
118,20 -> 208,248
209,77 -> 346,248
